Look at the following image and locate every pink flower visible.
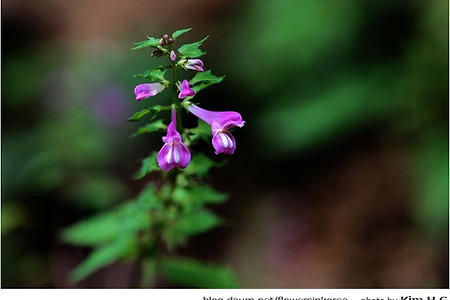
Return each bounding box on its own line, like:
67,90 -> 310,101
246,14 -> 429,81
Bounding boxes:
134,83 -> 165,101
178,79 -> 195,99
157,109 -> 191,171
187,104 -> 245,155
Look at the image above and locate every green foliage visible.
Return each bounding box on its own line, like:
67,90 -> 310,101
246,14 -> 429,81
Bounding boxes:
172,185 -> 227,208
132,37 -> 161,50
133,152 -> 160,179
62,213 -> 120,247
132,119 -> 167,137
134,66 -> 167,82
185,120 -> 212,142
172,28 -> 192,40
128,105 -> 172,122
64,185 -> 160,282
189,70 -> 225,93
178,36 -> 208,58
70,236 -> 137,282
164,209 -> 221,246
128,108 -> 153,122
183,154 -> 223,178
162,257 -> 239,288
411,130 -> 449,240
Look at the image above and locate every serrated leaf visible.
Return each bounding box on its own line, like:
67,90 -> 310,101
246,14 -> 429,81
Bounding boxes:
189,70 -> 224,86
133,152 -> 160,179
128,108 -> 152,122
70,236 -> 137,282
132,37 -> 161,50
162,257 -> 239,288
172,28 -> 192,40
134,67 -> 167,82
190,185 -> 228,204
132,119 -> 167,137
62,213 -> 119,247
172,185 -> 227,208
163,208 -> 221,248
169,209 -> 221,238
178,36 -> 208,58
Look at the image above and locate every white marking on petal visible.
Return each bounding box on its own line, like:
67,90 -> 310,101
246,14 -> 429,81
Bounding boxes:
219,132 -> 229,148
225,134 -> 233,148
166,147 -> 173,164
173,146 -> 180,164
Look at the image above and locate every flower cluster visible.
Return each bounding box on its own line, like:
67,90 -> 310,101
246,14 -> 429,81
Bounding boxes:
131,29 -> 245,171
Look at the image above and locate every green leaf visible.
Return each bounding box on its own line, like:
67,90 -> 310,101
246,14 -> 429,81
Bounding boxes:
190,71 -> 225,93
183,154 -> 222,178
162,257 -> 239,288
172,185 -> 227,208
134,66 -> 167,82
168,209 -> 221,240
132,37 -> 161,50
172,28 -> 192,40
411,130 -> 449,240
132,119 -> 167,137
62,213 -> 119,246
135,184 -> 161,210
186,120 -> 212,142
189,70 -> 224,86
128,108 -> 152,122
190,185 -> 228,204
133,152 -> 160,179
70,236 -> 137,282
178,36 -> 208,58
128,105 -> 172,122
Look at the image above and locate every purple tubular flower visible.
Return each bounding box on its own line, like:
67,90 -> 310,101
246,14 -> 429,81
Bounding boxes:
185,59 -> 204,72
134,83 -> 165,101
187,104 -> 245,155
170,50 -> 177,61
157,109 -> 191,171
178,79 -> 195,99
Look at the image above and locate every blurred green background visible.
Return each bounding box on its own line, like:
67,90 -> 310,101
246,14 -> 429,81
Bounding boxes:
2,0 -> 448,288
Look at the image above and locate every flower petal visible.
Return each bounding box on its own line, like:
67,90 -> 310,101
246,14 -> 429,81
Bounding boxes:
174,142 -> 191,168
134,83 -> 165,101
212,131 -> 236,155
157,144 -> 174,171
186,59 -> 204,72
188,104 -> 245,129
178,79 -> 195,99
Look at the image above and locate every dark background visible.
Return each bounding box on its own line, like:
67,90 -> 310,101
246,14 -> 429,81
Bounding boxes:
2,0 -> 448,288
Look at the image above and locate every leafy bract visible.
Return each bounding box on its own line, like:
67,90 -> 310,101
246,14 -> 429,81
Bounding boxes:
172,28 -> 192,40
178,36 -> 208,58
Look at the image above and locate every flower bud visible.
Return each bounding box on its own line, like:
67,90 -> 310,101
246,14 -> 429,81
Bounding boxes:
170,50 -> 177,61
